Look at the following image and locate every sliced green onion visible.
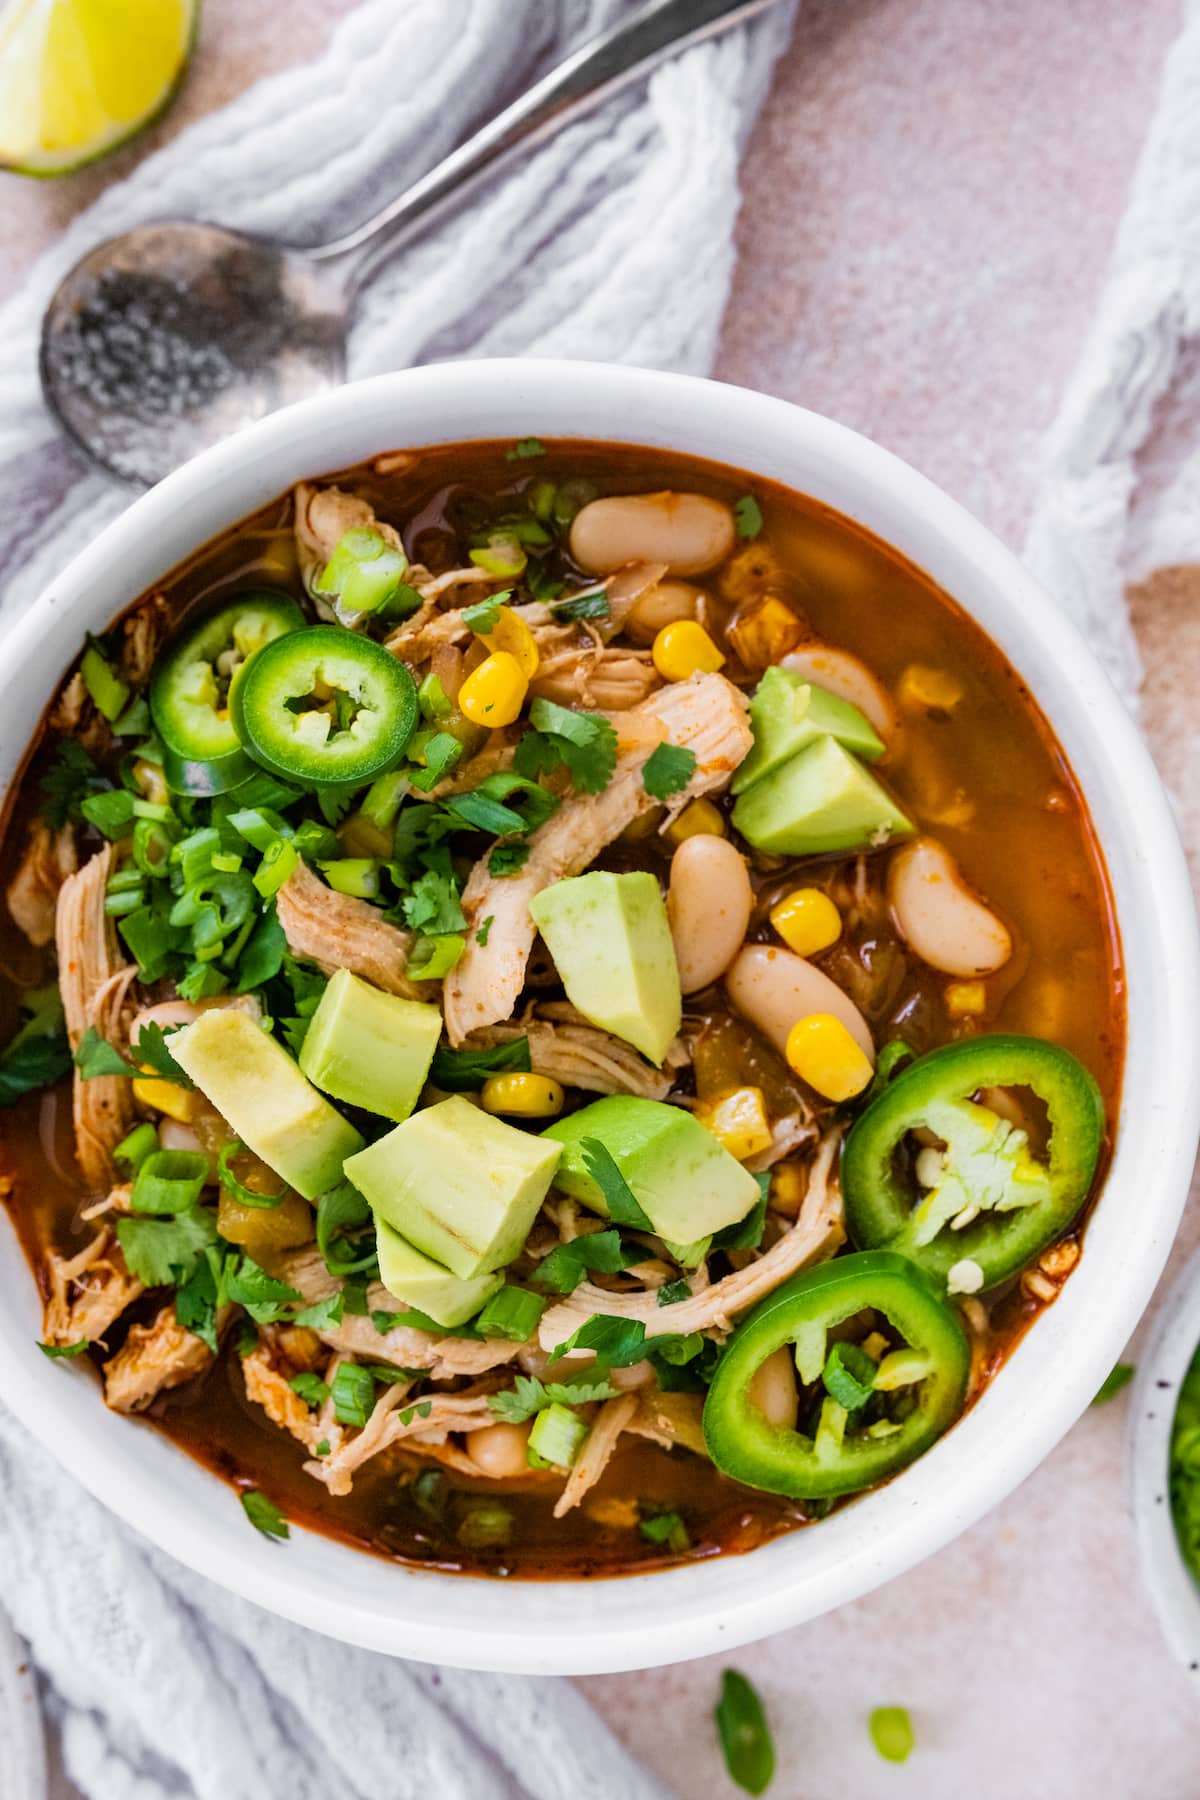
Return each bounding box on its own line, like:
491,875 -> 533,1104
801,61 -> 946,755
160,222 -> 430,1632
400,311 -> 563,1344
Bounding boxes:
417,673 -> 452,722
473,1286 -> 546,1343
715,1671 -> 775,1796
551,477 -> 597,528
111,696 -> 152,738
406,933 -> 465,981
869,1706 -> 915,1764
822,1340 -> 877,1410
132,818 -> 174,878
469,533 -> 526,578
173,827 -> 223,886
253,838 -> 299,899
81,642 -> 130,723
455,1501 -> 513,1549
331,1361 -> 377,1427
318,858 -> 380,900
113,1121 -> 159,1174
407,731 -> 462,793
528,478 -> 557,520
131,1149 -> 209,1215
218,1139 -> 287,1210
289,1371 -> 330,1408
318,526 -> 409,618
131,798 -> 173,823
527,1402 -> 588,1470
106,863 -> 145,894
360,769 -> 410,834
210,850 -> 243,874
104,887 -> 145,917
638,1510 -> 690,1554
227,806 -> 291,853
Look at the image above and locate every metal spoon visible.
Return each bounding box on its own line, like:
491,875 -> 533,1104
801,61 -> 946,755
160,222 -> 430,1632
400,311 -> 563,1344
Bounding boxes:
41,0 -> 779,487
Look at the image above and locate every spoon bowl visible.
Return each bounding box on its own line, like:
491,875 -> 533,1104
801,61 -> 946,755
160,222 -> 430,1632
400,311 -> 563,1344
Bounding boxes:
41,222 -> 346,486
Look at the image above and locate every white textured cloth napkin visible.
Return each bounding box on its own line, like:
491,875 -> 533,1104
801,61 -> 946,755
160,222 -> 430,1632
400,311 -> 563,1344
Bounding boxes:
0,4 -> 797,1797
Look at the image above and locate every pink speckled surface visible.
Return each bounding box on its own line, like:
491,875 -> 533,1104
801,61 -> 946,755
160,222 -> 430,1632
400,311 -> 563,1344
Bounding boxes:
6,3 -> 1198,1796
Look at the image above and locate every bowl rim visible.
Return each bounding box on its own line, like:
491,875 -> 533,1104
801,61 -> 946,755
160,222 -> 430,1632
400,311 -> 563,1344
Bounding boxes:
1130,1244 -> 1200,1679
1,358 -> 1197,1675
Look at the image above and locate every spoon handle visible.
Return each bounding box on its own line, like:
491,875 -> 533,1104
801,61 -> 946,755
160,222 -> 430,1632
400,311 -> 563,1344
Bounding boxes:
312,0 -> 782,291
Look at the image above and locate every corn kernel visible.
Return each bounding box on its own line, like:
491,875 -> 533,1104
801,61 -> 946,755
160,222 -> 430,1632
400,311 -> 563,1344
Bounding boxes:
483,605 -> 540,678
944,980 -> 987,1017
665,798 -> 725,843
898,664 -> 964,714
458,651 -> 528,727
480,1072 -> 565,1118
651,619 -> 725,682
784,1013 -> 873,1101
694,1085 -> 773,1161
769,1160 -> 807,1217
132,1076 -> 202,1124
770,887 -> 842,958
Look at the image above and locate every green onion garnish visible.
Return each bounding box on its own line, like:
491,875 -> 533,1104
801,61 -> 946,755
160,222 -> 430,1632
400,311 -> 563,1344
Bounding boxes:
869,1706 -> 915,1764
80,641 -> 130,723
331,1362 -> 377,1428
113,1120 -> 159,1174
473,1286 -> 546,1343
131,1149 -> 209,1216
456,1501 -> 513,1549
715,1670 -> 775,1795
526,1401 -> 589,1470
822,1340 -> 877,1410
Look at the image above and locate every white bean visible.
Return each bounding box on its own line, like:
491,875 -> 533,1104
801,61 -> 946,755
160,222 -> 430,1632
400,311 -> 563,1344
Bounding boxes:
888,836 -> 1012,976
782,644 -> 899,744
466,1421 -> 531,1478
626,578 -> 705,646
570,492 -> 736,576
668,836 -> 754,994
724,943 -> 875,1061
748,1345 -> 798,1428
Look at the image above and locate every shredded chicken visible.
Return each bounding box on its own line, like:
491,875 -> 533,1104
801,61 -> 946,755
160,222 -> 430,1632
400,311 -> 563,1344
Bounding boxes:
47,673 -> 109,758
627,1389 -> 708,1457
119,595 -> 170,687
276,860 -> 431,1001
103,1303 -> 226,1413
242,1334 -> 331,1454
42,1228 -> 143,1348
6,818 -> 77,947
79,1181 -> 133,1221
445,673 -> 751,1043
471,1001 -> 685,1099
745,1111 -> 818,1173
306,1379 -> 497,1497
530,644 -> 660,710
276,1246 -> 523,1378
553,1394 -> 638,1517
539,1130 -> 844,1351
55,847 -> 138,1189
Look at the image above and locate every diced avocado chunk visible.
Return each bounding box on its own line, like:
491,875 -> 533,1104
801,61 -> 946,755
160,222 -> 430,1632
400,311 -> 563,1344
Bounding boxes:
299,967 -> 441,1121
375,1217 -> 502,1328
170,1007 -> 363,1200
343,1094 -> 560,1279
528,870 -> 681,1066
543,1096 -> 760,1243
732,735 -> 914,856
731,667 -> 885,794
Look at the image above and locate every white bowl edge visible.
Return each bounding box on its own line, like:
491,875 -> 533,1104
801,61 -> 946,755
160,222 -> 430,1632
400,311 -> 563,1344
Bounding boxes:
0,360 -> 1197,1675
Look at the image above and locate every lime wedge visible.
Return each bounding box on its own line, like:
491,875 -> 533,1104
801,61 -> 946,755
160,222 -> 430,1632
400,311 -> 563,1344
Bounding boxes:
0,0 -> 197,176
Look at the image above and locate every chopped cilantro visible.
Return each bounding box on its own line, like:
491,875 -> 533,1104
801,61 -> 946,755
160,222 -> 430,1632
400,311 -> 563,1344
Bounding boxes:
476,914 -> 495,947
116,1206 -> 218,1288
548,1313 -> 649,1368
638,1509 -> 690,1553
38,1338 -> 90,1359
580,1138 -> 653,1230
241,1489 -> 289,1541
656,1277 -> 693,1308
289,1372 -> 331,1408
276,956 -> 328,1058
314,1438 -> 331,1457
532,1229 -> 640,1295
487,1372 -> 617,1425
488,840 -> 530,878
734,495 -> 764,540
461,591 -> 510,635
641,742 -> 697,800
507,437 -> 546,460
222,1255 -> 301,1323
551,588 -> 610,623
289,1291 -> 345,1331
0,987 -> 72,1108
428,1036 -> 531,1091
40,740 -> 111,829
514,698 -> 617,795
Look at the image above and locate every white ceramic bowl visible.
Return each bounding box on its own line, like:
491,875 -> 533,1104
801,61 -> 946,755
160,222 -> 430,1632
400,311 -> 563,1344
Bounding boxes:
1,361 -> 1196,1675
1131,1246 -> 1200,1678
